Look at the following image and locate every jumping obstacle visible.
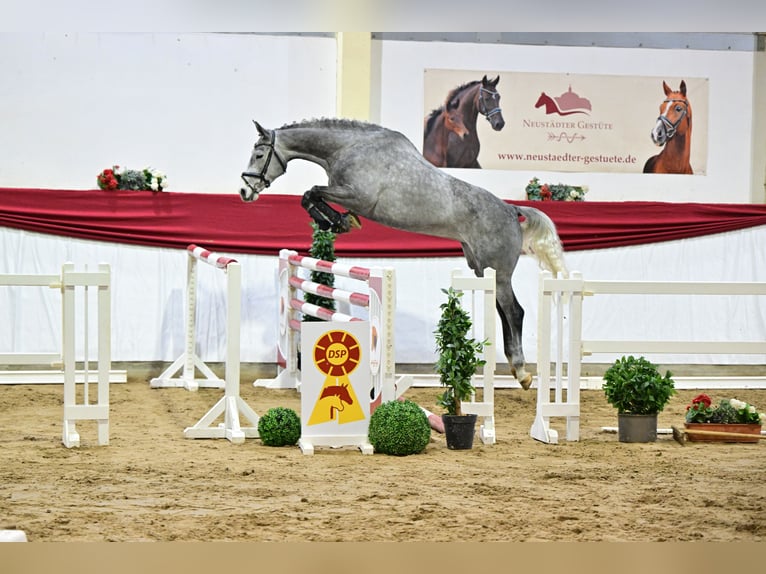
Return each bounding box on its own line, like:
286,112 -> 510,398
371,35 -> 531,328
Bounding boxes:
532,271 -> 766,444
0,263 -> 112,448
255,249 -> 397,409
151,244 -> 259,443
258,250 -> 498,441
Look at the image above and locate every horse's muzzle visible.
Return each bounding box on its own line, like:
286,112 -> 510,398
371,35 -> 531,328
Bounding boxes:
239,187 -> 260,202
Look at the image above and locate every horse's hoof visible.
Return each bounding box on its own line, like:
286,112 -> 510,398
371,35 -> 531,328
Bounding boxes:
512,367 -> 533,390
519,374 -> 533,391
346,212 -> 362,229
331,212 -> 361,233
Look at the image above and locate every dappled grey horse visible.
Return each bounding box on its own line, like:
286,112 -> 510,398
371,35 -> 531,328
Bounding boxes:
240,119 -> 567,388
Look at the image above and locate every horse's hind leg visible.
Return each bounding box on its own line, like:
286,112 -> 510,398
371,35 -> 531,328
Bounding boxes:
496,283 -> 532,390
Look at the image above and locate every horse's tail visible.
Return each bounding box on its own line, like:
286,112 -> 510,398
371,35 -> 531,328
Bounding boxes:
517,206 -> 569,278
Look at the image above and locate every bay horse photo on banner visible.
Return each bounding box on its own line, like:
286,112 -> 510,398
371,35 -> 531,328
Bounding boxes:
423,75 -> 505,168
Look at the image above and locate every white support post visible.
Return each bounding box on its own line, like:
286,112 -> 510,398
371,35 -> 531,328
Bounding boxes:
530,271 -> 583,444
254,249 -> 301,389
449,267 -> 497,445
374,266 -> 397,408
150,249 -> 225,390
61,263 -> 111,448
157,245 -> 260,443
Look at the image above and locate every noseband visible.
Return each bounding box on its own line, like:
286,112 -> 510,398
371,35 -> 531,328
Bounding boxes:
241,131 -> 287,190
657,98 -> 688,140
478,87 -> 502,121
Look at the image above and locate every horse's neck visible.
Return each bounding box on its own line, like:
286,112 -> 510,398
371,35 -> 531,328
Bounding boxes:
457,86 -> 480,130
542,95 -> 557,114
660,124 -> 692,169
276,128 -> 346,168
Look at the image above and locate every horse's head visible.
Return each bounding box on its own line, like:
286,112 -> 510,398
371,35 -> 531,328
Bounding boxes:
534,92 -> 547,108
240,121 -> 288,202
650,80 -> 691,146
479,75 -> 505,131
444,97 -> 469,139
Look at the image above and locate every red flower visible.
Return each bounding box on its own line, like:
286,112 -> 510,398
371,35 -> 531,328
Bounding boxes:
540,188 -> 552,201
691,393 -> 712,407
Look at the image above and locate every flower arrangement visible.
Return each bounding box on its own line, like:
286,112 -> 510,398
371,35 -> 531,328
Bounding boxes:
525,177 -> 587,201
685,393 -> 765,425
97,165 -> 167,192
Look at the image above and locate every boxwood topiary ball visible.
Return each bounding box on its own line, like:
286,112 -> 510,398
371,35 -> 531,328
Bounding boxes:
258,407 -> 301,447
368,399 -> 431,456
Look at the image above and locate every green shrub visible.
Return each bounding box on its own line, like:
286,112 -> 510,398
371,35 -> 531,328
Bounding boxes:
602,355 -> 676,415
258,407 -> 301,446
368,400 -> 431,456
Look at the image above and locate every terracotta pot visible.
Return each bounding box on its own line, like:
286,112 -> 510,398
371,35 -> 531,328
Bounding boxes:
684,423 -> 762,443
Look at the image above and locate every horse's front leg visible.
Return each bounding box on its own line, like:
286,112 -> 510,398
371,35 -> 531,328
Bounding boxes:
301,186 -> 361,233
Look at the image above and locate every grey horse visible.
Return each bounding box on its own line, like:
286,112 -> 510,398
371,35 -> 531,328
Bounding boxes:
240,118 -> 567,389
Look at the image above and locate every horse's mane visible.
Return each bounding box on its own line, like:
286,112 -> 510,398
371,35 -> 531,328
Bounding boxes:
279,118 -> 383,132
446,80 -> 480,103
424,108 -> 442,134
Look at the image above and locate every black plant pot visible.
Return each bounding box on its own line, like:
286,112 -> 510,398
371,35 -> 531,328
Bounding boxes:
442,414 -> 478,450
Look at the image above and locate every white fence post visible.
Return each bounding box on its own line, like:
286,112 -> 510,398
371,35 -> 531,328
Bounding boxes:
60,263 -> 111,448
448,267 -> 497,445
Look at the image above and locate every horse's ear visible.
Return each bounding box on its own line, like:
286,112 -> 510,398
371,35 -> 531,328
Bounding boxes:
482,74 -> 489,83
491,75 -> 500,87
662,81 -> 672,96
253,120 -> 270,139
679,80 -> 687,96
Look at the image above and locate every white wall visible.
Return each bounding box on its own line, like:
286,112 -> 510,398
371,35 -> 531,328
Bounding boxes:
375,40 -> 761,203
0,33 -> 336,193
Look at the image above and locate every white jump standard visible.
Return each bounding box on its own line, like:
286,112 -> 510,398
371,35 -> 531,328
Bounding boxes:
151,244 -> 260,444
0,263 -> 112,448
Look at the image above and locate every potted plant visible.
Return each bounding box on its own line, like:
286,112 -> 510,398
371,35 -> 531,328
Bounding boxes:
602,355 -> 676,443
434,287 -> 488,450
683,394 -> 765,443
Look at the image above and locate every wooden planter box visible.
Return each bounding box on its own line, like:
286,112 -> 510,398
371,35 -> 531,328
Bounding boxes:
684,423 -> 762,443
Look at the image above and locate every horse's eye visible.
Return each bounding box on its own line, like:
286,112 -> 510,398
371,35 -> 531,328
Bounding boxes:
675,105 -> 684,112
255,152 -> 264,160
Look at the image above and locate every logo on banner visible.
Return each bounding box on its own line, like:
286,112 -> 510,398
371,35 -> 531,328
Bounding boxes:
535,85 -> 592,117
307,329 -> 366,425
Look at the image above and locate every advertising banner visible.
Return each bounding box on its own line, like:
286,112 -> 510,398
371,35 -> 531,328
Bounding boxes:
423,69 -> 708,174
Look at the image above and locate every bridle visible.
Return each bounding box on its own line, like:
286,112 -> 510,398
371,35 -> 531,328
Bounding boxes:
656,98 -> 689,140
478,86 -> 502,122
241,130 -> 287,190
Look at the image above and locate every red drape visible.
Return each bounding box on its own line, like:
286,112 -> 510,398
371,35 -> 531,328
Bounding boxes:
1,188 -> 764,257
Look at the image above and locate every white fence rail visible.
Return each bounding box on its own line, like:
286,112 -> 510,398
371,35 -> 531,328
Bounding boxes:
532,271 -> 766,444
